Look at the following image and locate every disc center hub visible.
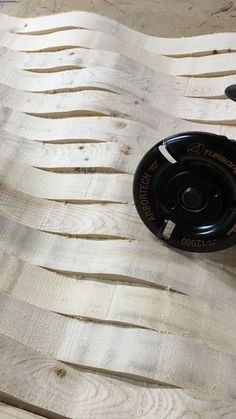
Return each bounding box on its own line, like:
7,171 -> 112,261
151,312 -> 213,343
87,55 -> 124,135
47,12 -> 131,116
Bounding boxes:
180,186 -> 204,211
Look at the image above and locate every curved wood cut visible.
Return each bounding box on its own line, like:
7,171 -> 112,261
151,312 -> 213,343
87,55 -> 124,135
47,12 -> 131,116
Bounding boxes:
1,46 -> 236,77
0,11 -> 235,415
0,12 -> 235,57
0,157 -> 132,203
0,216 -> 235,306
1,336 -> 236,419
1,292 -> 236,400
0,184 -> 149,239
0,133 -> 142,174
1,252 -> 236,355
0,86 -> 236,124
0,63 -> 235,99
1,108 -> 236,146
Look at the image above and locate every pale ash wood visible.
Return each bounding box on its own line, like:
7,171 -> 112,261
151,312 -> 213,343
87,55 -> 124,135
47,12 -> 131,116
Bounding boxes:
1,251 -> 236,355
1,336 -> 236,419
0,12 -> 235,414
0,216 -> 235,308
1,84 -> 236,124
1,108 -> 236,147
0,133 -> 142,174
1,292 -> 236,400
0,157 -> 132,203
0,402 -> 45,419
0,13 -> 235,56
1,45 -> 236,77
0,184 -> 151,239
0,182 -> 234,266
0,109 -> 159,145
1,121 -> 235,175
0,64 -> 234,99
0,180 -> 234,265
0,181 -> 235,279
1,157 -> 236,221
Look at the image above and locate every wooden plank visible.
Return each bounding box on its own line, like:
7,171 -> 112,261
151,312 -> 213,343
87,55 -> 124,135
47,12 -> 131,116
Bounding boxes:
1,292 -> 236,400
1,109 -> 236,146
0,10 -> 235,417
1,251 -> 236,355
1,335 -> 236,419
0,134 -> 142,174
0,63 -> 235,99
0,184 -> 150,239
0,13 -> 235,56
0,85 -> 236,123
0,402 -> 45,419
1,45 -> 236,77
0,216 -> 235,306
0,157 -> 132,203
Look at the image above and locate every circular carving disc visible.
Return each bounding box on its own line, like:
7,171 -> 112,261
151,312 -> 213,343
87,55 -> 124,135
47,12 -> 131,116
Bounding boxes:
133,132 -> 236,252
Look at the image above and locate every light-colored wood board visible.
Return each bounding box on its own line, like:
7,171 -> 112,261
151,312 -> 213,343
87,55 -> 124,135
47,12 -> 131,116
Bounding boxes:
1,108 -> 236,147
1,46 -> 236,77
1,251 -> 236,355
0,157 -> 132,203
2,335 -> 236,419
0,179 -> 234,266
0,134 -> 142,174
0,109 -> 158,144
0,0 -> 235,39
0,15 -> 235,56
0,216 -> 235,306
1,157 -> 235,238
1,86 -> 236,124
1,292 -> 236,400
1,122 -> 235,175
0,10 -> 235,416
0,402 -> 45,419
0,184 -> 150,239
0,63 -> 235,99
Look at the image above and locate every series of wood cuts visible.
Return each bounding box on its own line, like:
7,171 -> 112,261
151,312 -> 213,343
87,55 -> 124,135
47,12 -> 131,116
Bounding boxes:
0,11 -> 236,419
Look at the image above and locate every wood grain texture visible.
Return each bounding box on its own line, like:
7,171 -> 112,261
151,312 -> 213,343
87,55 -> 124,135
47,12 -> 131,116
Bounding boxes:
0,402 -> 44,419
1,251 -> 236,355
0,9 -> 235,417
0,182 -> 235,277
1,108 -> 236,147
2,335 -> 236,419
0,157 -> 132,203
0,184 -> 150,239
0,85 -> 236,124
0,133 -> 142,174
0,216 -> 235,307
1,45 -> 236,77
0,13 -> 236,56
0,0 -> 235,39
1,292 -> 236,400
0,62 -> 235,99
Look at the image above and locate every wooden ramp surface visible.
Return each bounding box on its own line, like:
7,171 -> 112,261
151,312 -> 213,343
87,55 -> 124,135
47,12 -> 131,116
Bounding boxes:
0,11 -> 236,418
